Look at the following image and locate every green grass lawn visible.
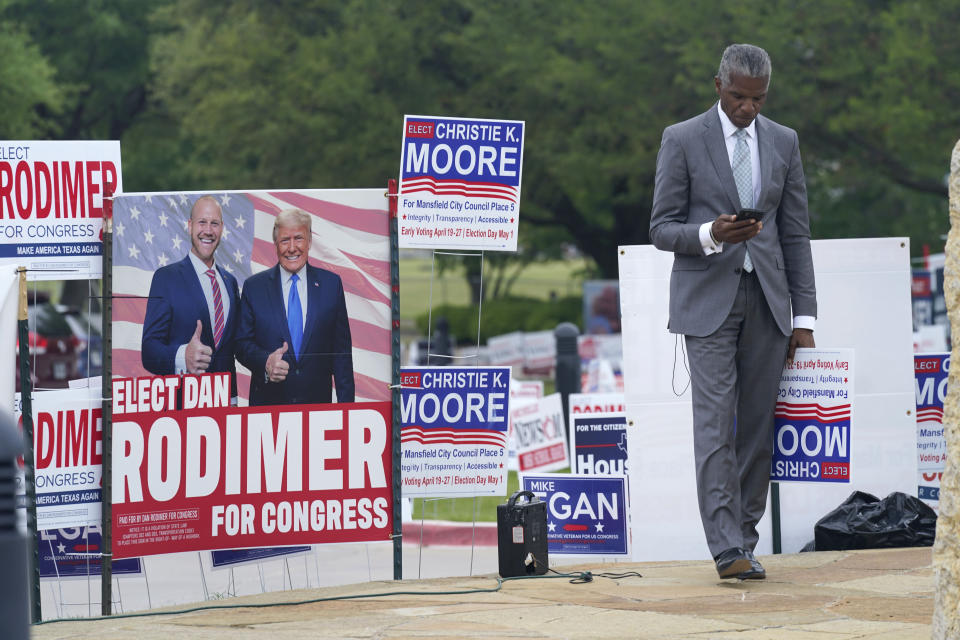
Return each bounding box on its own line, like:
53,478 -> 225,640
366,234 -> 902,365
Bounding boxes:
410,472 -> 520,522
398,253 -> 592,325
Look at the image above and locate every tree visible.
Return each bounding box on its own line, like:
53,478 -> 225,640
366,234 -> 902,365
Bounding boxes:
146,0 -> 955,277
0,1 -> 61,138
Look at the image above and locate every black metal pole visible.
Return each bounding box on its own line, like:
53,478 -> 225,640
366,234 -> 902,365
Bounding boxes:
388,179 -> 402,580
17,268 -> 41,623
101,191 -> 114,614
553,322 -> 581,445
771,482 -> 782,554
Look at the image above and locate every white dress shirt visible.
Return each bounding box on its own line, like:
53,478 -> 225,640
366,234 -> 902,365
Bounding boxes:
175,251 -> 231,373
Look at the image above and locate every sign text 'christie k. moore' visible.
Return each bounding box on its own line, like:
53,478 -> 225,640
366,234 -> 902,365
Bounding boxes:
400,366 -> 510,497
771,349 -> 854,484
398,115 -> 524,252
111,376 -> 392,559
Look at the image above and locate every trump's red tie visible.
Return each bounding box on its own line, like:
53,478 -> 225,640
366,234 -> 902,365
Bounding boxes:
205,269 -> 224,348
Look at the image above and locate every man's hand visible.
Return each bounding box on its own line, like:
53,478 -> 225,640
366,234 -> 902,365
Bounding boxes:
712,214 -> 762,244
787,328 -> 815,366
185,320 -> 212,373
266,341 -> 290,383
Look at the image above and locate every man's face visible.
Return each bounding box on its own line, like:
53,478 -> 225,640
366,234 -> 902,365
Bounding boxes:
188,199 -> 223,267
715,73 -> 768,129
275,223 -> 311,273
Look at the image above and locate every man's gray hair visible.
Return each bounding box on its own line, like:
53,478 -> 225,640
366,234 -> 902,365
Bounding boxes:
717,44 -> 771,88
273,208 -> 313,242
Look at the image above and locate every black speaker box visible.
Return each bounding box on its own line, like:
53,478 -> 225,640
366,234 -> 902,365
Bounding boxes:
497,490 -> 548,577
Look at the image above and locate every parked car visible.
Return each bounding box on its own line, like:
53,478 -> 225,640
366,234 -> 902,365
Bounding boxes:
56,305 -> 103,378
15,294 -> 81,391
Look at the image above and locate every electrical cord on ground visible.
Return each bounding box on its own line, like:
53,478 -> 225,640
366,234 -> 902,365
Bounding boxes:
547,567 -> 643,583
32,569 -> 633,626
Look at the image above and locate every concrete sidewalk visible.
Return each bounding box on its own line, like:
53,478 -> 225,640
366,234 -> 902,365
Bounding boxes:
32,547 -> 933,639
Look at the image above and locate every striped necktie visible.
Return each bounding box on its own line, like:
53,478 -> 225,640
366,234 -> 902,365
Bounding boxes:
732,129 -> 754,273
205,269 -> 224,348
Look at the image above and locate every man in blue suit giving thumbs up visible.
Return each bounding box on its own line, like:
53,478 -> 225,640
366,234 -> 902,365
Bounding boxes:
142,195 -> 240,399
236,209 -> 354,406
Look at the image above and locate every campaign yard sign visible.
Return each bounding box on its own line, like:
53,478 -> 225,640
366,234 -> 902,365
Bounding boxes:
110,373 -> 393,559
400,366 -> 510,497
398,115 -> 524,251
569,392 -> 625,418
110,188 -> 393,559
522,473 -> 629,556
511,379 -> 544,402
39,526 -> 142,578
512,393 -> 569,473
487,331 -> 525,368
505,378 -> 543,472
0,140 -> 121,279
915,353 -> 948,507
771,349 -> 854,483
16,388 -> 103,529
522,330 -> 555,375
570,413 -> 628,476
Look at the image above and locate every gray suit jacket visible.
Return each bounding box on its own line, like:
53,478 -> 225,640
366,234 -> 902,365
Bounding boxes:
649,105 -> 817,337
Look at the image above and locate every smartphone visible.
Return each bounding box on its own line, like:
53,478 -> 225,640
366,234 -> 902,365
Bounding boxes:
736,208 -> 765,222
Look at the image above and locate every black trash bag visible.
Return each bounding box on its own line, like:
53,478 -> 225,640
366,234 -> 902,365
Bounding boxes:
812,490 -> 937,551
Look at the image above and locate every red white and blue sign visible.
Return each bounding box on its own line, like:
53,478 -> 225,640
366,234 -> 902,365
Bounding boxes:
915,353 -> 947,472
398,115 -> 524,251
771,349 -> 854,483
570,413 -> 628,476
521,473 -> 629,556
211,546 -> 311,568
38,527 -> 142,578
400,366 -> 510,497
915,353 -> 948,509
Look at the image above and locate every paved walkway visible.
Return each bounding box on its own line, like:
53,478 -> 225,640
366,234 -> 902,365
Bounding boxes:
32,547 -> 933,639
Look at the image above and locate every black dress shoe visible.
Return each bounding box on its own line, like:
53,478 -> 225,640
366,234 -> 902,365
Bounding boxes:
714,547 -> 752,579
738,550 -> 766,580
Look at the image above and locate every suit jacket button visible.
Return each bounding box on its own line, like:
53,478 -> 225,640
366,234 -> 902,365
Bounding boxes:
734,267 -> 742,275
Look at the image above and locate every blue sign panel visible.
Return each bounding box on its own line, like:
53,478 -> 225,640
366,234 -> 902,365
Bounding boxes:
522,474 -> 629,556
571,414 -> 628,476
39,527 -> 142,578
211,546 -> 312,568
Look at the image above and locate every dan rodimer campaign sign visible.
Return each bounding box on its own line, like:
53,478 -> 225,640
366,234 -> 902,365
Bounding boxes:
110,189 -> 393,558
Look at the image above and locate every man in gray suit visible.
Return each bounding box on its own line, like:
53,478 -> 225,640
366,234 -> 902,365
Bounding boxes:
649,44 -> 817,579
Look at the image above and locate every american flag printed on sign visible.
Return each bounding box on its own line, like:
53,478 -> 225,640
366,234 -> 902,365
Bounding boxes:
775,402 -> 852,423
400,176 -> 519,203
400,426 -> 507,447
112,190 -> 391,404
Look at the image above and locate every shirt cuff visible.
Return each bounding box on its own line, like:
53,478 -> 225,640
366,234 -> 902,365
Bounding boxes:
175,344 -> 187,374
793,316 -> 816,331
699,221 -> 722,255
